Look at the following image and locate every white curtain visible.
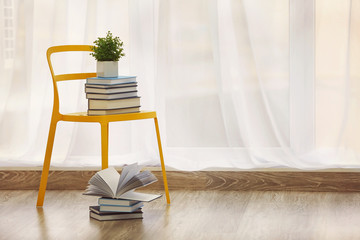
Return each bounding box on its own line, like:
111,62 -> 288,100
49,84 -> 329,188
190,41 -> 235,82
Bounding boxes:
314,0 -> 360,168
0,0 -> 359,170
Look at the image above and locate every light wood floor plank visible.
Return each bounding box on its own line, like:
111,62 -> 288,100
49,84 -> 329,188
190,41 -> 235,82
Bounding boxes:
1,190 -> 360,239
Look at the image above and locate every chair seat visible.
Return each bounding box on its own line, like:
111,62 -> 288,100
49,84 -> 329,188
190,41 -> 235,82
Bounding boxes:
61,110 -> 157,123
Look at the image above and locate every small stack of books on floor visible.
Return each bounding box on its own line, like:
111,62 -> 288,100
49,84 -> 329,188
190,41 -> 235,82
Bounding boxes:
85,76 -> 141,115
84,163 -> 161,221
89,197 -> 144,221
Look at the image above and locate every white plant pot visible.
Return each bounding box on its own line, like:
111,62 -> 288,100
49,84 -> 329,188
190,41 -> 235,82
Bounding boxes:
97,61 -> 118,77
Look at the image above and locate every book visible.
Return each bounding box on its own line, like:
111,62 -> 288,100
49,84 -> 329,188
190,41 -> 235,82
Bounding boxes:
118,191 -> 162,202
85,82 -> 138,89
98,197 -> 140,206
89,206 -> 143,221
87,107 -> 140,116
86,91 -> 138,100
88,97 -> 140,110
99,201 -> 144,212
83,163 -> 160,200
90,206 -> 143,215
86,76 -> 136,85
85,84 -> 138,94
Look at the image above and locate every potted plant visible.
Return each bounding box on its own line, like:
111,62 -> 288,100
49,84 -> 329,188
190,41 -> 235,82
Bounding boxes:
90,31 -> 125,77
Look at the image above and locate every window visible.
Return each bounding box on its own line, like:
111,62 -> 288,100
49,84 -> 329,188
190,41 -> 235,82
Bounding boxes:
2,0 -> 15,68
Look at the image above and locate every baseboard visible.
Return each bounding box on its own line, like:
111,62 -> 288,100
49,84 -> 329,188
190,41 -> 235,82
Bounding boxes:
1,169 -> 360,191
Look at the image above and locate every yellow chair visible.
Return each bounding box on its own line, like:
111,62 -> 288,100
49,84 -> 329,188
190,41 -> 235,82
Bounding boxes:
36,45 -> 170,206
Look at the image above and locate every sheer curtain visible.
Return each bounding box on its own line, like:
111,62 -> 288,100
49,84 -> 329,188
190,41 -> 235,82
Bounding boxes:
314,0 -> 360,167
158,0 -> 294,170
0,0 -> 159,167
0,0 -> 359,170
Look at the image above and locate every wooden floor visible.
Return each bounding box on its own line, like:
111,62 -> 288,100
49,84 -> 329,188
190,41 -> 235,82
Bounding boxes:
1,190 -> 360,240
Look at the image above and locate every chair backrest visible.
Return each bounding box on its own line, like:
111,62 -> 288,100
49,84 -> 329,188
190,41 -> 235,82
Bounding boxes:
46,45 -> 97,114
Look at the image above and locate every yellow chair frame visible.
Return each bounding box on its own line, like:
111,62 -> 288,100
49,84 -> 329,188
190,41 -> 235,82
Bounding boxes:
36,45 -> 170,206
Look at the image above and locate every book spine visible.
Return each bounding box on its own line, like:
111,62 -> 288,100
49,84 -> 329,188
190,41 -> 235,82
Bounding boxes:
86,91 -> 138,99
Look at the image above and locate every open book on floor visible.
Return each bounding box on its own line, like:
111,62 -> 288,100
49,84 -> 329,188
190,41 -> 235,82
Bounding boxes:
83,163 -> 161,202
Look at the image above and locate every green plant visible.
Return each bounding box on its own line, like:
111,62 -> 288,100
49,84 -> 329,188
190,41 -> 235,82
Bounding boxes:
90,31 -> 125,61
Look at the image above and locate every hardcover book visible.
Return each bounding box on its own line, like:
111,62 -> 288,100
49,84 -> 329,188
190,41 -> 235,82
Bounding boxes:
99,202 -> 144,212
86,76 -> 136,85
85,82 -> 137,89
86,91 -> 138,100
89,206 -> 143,221
98,197 -> 140,206
85,84 -> 138,94
88,97 -> 140,110
87,107 -> 140,116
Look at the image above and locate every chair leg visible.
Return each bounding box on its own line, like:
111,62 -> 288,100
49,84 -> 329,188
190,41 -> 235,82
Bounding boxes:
36,119 -> 58,207
100,122 -> 109,170
154,117 -> 170,204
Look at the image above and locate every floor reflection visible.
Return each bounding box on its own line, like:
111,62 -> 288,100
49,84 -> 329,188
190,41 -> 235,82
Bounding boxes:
36,208 -> 50,240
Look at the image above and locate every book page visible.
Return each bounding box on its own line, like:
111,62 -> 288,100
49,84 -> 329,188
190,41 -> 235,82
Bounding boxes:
116,163 -> 142,196
84,172 -> 116,198
84,185 -> 111,197
97,167 -> 120,197
115,170 -> 157,197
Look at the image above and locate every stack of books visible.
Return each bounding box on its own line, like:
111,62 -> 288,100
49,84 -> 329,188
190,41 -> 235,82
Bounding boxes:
89,197 -> 144,221
85,76 -> 141,115
84,164 -> 162,221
